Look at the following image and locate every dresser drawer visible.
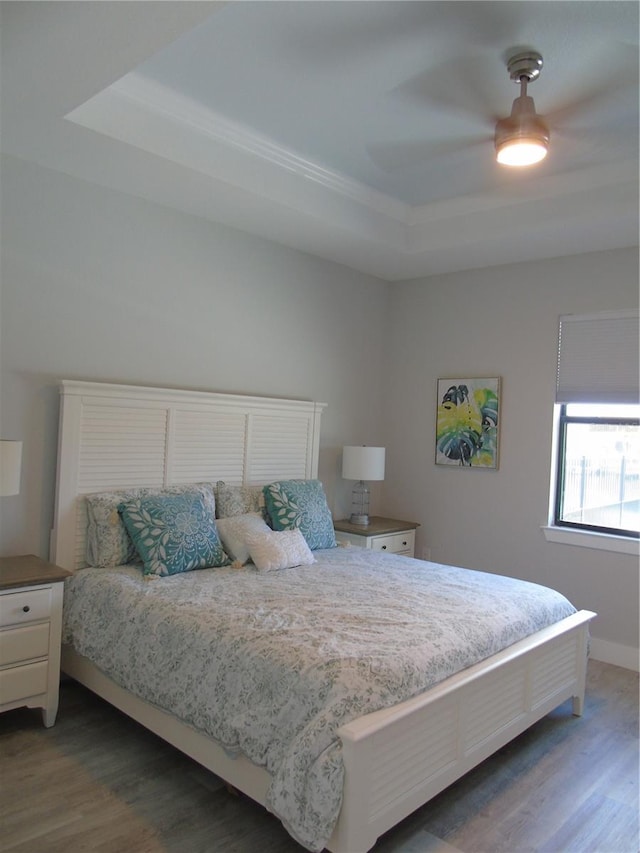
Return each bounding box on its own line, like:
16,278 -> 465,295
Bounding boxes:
0,587 -> 52,628
371,530 -> 415,555
0,660 -> 48,704
0,623 -> 50,667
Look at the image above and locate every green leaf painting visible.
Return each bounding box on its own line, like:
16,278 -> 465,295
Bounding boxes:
435,378 -> 500,468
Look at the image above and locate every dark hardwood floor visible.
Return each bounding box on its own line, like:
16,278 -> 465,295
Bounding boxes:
1,660 -> 637,853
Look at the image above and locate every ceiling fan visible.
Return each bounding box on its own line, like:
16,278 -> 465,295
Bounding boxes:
367,42 -> 638,175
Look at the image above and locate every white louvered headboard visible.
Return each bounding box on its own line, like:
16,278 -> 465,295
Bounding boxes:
51,380 -> 327,571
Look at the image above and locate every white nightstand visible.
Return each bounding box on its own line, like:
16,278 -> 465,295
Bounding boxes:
0,555 -> 71,727
333,517 -> 419,557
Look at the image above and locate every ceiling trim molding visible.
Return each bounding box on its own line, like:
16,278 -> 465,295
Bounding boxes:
101,73 -> 410,223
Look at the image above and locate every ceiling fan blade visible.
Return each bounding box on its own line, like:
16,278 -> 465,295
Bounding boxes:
551,122 -> 639,165
367,134 -> 492,173
280,2 -> 521,69
545,42 -> 639,126
387,54 -> 503,127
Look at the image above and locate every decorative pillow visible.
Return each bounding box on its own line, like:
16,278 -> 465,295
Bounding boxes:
85,484 -> 216,567
86,488 -> 147,567
263,479 -> 336,551
215,513 -> 271,565
215,481 -> 267,519
118,491 -> 229,578
246,528 -> 315,572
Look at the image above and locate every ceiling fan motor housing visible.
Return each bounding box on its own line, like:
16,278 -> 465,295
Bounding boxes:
495,94 -> 550,149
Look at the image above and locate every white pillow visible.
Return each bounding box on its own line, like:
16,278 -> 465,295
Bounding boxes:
246,528 -> 315,572
215,513 -> 271,565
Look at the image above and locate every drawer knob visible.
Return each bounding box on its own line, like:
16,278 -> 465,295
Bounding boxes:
22,605 -> 31,613
381,545 -> 387,550
402,541 -> 407,546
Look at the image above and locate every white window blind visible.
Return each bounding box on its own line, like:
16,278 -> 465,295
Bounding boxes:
556,310 -> 639,404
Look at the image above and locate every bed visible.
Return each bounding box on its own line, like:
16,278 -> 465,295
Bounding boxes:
52,379 -> 595,853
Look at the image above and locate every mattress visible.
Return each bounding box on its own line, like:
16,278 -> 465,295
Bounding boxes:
62,546 -> 577,851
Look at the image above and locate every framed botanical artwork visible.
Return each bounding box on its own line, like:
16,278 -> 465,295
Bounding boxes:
435,377 -> 501,469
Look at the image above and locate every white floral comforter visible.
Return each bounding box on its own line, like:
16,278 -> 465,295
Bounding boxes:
62,548 -> 576,851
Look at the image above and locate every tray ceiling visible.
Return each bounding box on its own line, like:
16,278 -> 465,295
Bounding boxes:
2,1 -> 638,281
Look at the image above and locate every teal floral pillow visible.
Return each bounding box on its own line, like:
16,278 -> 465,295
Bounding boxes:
263,480 -> 336,551
119,493 -> 230,578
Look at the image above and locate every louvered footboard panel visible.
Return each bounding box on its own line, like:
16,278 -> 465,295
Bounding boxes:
531,631 -> 581,709
368,697 -> 459,818
463,665 -> 528,750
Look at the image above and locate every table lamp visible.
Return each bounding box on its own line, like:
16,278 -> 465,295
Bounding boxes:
342,445 -> 385,526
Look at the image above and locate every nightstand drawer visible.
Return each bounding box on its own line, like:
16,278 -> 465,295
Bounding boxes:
371,530 -> 416,555
0,623 -> 50,667
0,588 -> 52,628
0,660 -> 48,704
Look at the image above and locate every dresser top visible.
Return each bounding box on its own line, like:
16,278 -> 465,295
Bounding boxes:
0,554 -> 72,589
333,516 -> 420,536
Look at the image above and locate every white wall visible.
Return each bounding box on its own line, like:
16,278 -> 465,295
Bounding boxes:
0,155 -> 389,556
383,248 -> 639,666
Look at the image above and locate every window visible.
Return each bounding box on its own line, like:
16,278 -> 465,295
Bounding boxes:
549,309 -> 639,546
554,404 -> 639,538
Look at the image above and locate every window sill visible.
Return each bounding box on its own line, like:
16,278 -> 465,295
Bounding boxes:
542,525 -> 639,556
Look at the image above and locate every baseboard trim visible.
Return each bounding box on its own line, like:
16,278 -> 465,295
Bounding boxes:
590,638 -> 639,672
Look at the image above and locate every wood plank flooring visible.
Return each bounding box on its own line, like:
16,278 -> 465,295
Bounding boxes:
0,660 -> 637,853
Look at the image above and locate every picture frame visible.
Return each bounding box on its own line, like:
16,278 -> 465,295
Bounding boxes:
435,377 -> 501,469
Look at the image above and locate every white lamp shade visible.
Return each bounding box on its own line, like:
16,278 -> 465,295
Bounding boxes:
342,446 -> 385,482
0,440 -> 23,496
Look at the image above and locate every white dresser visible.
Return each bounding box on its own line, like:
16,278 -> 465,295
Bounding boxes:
333,517 -> 419,557
0,555 -> 71,727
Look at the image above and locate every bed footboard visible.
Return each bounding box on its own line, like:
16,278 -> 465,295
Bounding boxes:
328,609 -> 595,853
62,612 -> 594,853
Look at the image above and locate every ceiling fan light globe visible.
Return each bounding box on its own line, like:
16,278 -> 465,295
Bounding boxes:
496,139 -> 548,166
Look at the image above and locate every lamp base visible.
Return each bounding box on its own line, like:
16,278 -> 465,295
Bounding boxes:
349,480 -> 370,527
